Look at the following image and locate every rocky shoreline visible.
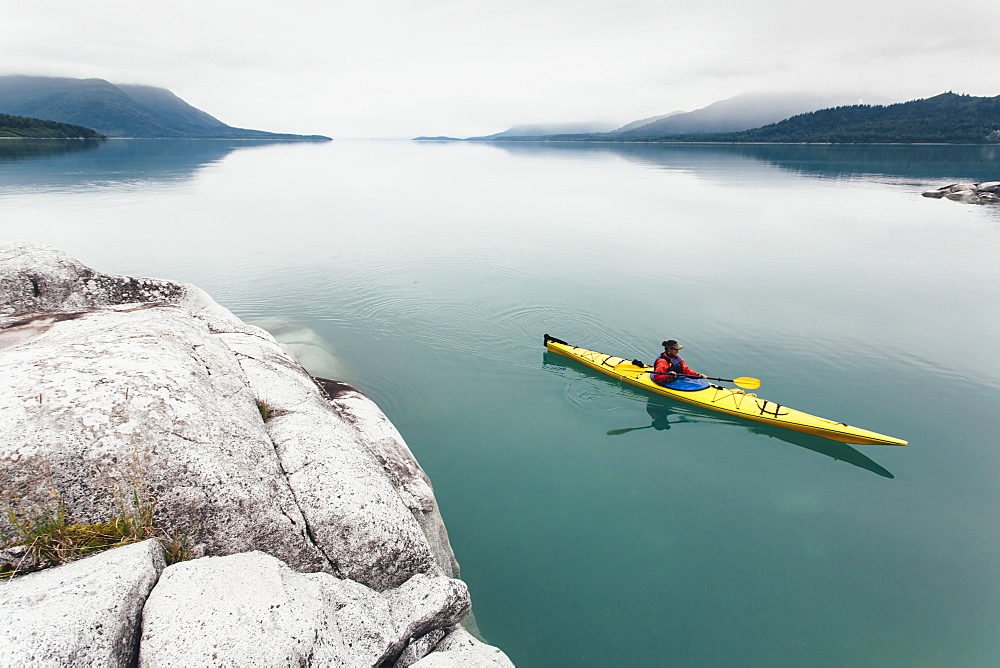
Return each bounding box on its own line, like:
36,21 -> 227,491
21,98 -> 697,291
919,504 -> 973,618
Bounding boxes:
921,181 -> 1000,204
0,243 -> 512,666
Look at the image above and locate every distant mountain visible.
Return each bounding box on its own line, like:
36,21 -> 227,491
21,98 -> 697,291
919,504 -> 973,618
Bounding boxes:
611,92 -> 892,137
0,112 -> 104,138
463,92 -> 896,142
613,111 -> 684,134
655,93 -> 1000,144
0,75 -> 329,140
115,84 -> 231,131
473,92 -> 999,144
470,121 -> 619,140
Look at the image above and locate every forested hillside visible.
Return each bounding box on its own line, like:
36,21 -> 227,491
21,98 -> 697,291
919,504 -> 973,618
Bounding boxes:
0,113 -> 104,138
610,92 -> 890,137
654,93 -> 1000,143
483,93 -> 1000,144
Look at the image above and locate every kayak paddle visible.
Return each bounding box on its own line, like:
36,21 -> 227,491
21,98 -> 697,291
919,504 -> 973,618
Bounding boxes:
607,425 -> 654,435
612,363 -> 761,390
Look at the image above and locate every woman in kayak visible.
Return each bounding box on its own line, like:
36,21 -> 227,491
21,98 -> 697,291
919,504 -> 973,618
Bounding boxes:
652,340 -> 707,387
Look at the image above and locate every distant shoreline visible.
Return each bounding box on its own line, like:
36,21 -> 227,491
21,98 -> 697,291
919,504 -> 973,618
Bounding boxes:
0,136 -> 332,142
417,138 -> 991,146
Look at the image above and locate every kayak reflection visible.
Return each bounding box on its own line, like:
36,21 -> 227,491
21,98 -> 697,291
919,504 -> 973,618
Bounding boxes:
632,399 -> 893,479
543,351 -> 894,479
606,401 -> 697,434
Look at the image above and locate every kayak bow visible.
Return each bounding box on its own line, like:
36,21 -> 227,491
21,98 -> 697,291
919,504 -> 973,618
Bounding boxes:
543,335 -> 907,446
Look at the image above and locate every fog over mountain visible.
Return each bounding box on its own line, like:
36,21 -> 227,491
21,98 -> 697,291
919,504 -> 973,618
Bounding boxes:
2,0 -> 997,137
474,121 -> 620,139
114,84 -> 230,131
469,92 -> 1000,144
611,92 -> 896,137
458,92 -> 900,142
614,111 -> 684,134
0,75 -> 328,139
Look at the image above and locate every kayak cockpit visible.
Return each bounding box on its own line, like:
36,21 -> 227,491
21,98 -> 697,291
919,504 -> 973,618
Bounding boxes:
650,375 -> 711,391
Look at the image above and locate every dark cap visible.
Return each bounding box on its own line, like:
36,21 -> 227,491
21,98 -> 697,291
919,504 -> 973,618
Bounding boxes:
663,339 -> 683,350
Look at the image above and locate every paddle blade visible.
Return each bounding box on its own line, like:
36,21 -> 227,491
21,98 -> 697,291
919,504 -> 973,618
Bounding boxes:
613,363 -> 648,375
732,377 -> 761,390
607,425 -> 652,435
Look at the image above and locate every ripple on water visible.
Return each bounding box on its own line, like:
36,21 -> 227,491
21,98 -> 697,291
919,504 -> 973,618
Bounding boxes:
328,256 -> 619,363
268,254 -> 684,417
362,372 -> 438,426
564,377 -> 627,412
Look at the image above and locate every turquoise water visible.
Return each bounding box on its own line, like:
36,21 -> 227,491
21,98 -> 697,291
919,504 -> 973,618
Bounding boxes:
3,139 -> 1000,665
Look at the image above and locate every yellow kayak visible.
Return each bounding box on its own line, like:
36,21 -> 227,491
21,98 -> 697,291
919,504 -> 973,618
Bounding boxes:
544,335 -> 907,446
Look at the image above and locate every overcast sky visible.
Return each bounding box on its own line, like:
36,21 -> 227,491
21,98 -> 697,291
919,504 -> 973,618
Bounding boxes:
2,0 -> 997,138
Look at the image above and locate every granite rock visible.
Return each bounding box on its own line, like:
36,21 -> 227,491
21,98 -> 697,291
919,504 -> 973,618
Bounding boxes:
138,551 -> 471,667
0,242 -> 452,588
0,243 -> 511,664
410,627 -> 516,667
922,181 -> 1000,204
0,540 -> 165,667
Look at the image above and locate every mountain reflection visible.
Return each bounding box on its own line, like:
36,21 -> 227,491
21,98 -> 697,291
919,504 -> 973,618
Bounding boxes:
0,138 -> 105,164
487,141 -> 1000,183
0,138 -> 297,189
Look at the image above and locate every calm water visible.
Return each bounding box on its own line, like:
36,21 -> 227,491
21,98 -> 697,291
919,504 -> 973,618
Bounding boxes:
3,138 -> 1000,666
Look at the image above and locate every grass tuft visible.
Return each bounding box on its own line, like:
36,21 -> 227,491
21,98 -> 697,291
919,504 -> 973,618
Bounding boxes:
2,481 -> 194,579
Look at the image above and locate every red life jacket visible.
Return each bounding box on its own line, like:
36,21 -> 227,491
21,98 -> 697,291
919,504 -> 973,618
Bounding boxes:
652,353 -> 684,384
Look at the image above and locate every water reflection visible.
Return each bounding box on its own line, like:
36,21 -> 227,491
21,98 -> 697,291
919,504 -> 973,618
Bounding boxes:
605,400 -> 698,434
0,138 -> 105,165
486,141 -> 1000,183
543,352 -> 894,479
0,138 -> 297,189
710,143 -> 1000,181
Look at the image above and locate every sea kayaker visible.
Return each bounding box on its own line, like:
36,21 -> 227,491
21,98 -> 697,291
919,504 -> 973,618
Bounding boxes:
652,340 -> 707,387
